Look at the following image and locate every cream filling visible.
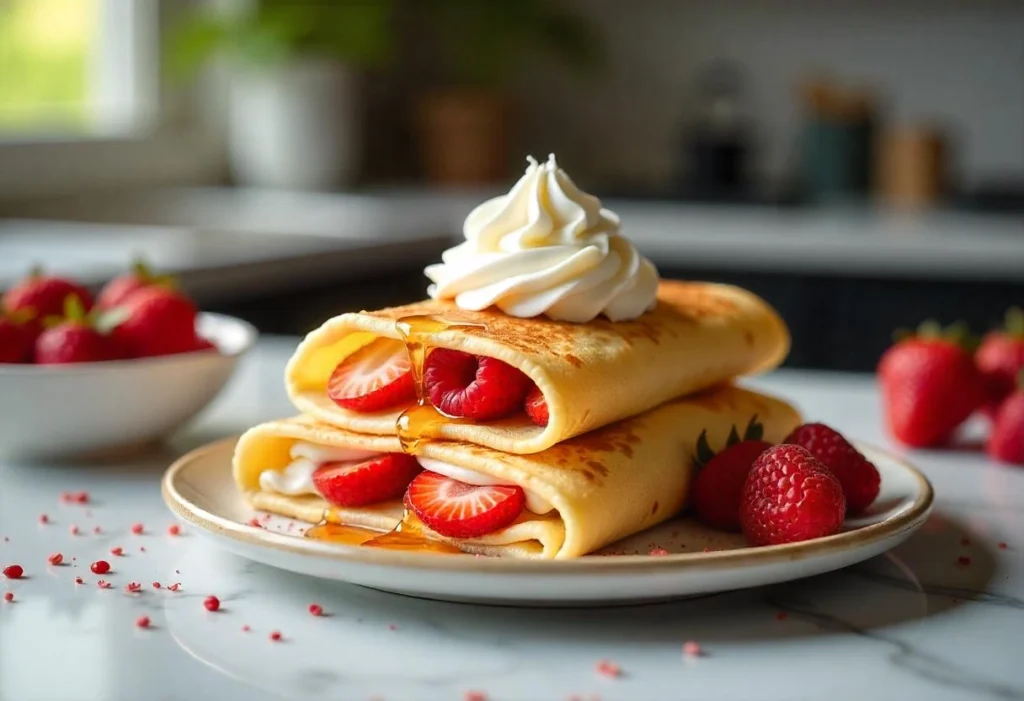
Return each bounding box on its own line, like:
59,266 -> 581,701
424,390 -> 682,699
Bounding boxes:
258,442 -> 554,515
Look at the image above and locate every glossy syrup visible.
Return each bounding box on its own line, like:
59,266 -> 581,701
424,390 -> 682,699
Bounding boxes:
304,522 -> 380,546
394,314 -> 481,454
362,510 -> 461,554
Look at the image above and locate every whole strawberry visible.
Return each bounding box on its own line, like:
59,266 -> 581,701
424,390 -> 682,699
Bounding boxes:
112,287 -> 197,358
877,321 -> 984,448
784,423 -> 880,515
0,312 -> 34,363
690,415 -> 771,531
34,298 -> 119,365
692,439 -> 771,531
739,444 -> 846,546
2,268 -> 92,321
96,260 -> 175,311
987,372 -> 1024,466
976,308 -> 1024,420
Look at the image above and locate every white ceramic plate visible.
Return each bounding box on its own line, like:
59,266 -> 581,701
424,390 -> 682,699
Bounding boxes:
163,438 -> 933,606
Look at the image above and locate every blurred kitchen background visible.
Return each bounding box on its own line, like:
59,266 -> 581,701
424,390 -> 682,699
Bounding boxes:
1,0 -> 1021,371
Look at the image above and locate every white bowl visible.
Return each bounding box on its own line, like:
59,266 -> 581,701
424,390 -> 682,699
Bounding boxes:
0,313 -> 257,461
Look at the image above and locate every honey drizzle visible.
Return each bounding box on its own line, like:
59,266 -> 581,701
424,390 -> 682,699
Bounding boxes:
362,510 -> 462,554
394,315 -> 482,454
304,522 -> 380,546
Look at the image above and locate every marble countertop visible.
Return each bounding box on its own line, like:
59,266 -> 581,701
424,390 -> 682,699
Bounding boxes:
1,337 -> 1023,701
5,186 -> 1024,288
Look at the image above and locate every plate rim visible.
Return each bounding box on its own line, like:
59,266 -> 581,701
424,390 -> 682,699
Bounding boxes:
162,435 -> 934,575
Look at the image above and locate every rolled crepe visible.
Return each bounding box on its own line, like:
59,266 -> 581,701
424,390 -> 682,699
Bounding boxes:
234,384 -> 801,559
286,280 -> 790,455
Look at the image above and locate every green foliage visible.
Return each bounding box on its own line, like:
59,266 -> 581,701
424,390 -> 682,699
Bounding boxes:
421,0 -> 606,86
166,0 -> 395,82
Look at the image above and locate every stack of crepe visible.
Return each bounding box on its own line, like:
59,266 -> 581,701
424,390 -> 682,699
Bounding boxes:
232,280 -> 801,559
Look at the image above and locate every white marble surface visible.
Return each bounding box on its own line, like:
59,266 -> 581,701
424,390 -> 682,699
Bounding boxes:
1,337 -> 1023,701
7,186 -> 1024,284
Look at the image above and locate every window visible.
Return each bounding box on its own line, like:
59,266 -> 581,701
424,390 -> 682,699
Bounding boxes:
0,0 -> 220,200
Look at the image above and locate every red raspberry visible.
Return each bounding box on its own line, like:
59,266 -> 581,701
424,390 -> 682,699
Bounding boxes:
783,423 -> 881,515
424,349 -> 531,421
691,440 -> 772,531
739,445 -> 846,546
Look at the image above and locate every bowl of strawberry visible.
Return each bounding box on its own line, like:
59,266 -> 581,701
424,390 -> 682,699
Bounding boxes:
0,265 -> 256,459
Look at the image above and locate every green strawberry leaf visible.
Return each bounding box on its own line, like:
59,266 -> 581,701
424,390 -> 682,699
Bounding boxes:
1004,307 -> 1024,337
63,295 -> 86,321
726,424 -> 742,447
693,430 -> 715,469
93,307 -> 130,335
743,414 -> 764,441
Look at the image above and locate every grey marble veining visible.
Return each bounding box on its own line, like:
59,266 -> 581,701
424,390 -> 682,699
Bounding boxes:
1,338 -> 1023,701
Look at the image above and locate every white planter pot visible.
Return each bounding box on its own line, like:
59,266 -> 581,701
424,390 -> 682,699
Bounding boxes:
227,59 -> 359,190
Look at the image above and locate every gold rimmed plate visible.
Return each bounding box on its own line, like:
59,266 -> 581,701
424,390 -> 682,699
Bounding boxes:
162,437 -> 933,606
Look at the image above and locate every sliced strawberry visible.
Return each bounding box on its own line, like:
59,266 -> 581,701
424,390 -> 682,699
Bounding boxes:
424,348 -> 531,421
327,338 -> 415,412
311,453 -> 421,507
525,384 -> 549,427
404,470 -> 525,539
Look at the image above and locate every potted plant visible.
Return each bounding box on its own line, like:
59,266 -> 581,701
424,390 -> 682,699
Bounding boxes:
167,0 -> 394,190
414,0 -> 604,185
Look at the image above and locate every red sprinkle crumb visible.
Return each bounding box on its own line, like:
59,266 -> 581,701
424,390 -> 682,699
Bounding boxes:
596,660 -> 621,678
308,603 -> 323,616
998,542 -> 1008,549
139,546 -> 146,552
683,641 -> 703,658
957,556 -> 972,567
3,565 -> 24,579
60,492 -> 72,503
776,611 -> 788,621
125,581 -> 142,593
247,518 -> 262,528
47,553 -> 63,566
131,523 -> 144,535
3,592 -> 13,602
269,630 -> 282,642
69,525 -> 79,536
702,547 -> 713,553
167,524 -> 182,536
241,625 -> 251,632
93,526 -> 102,535
90,560 -> 110,575
204,595 -> 220,612
110,547 -> 123,556
74,577 -> 84,585
388,624 -> 397,631
135,616 -> 150,629
38,514 -> 49,525
648,548 -> 670,557
152,582 -> 161,589
74,491 -> 89,504
464,692 -> 488,701
97,580 -> 112,589
167,583 -> 181,592
960,537 -> 971,546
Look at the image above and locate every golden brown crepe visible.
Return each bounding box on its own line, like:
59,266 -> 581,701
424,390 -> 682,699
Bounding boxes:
234,384 -> 802,559
285,280 -> 790,455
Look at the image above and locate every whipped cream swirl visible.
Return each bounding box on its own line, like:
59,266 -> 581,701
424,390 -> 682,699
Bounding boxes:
424,154 -> 659,323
